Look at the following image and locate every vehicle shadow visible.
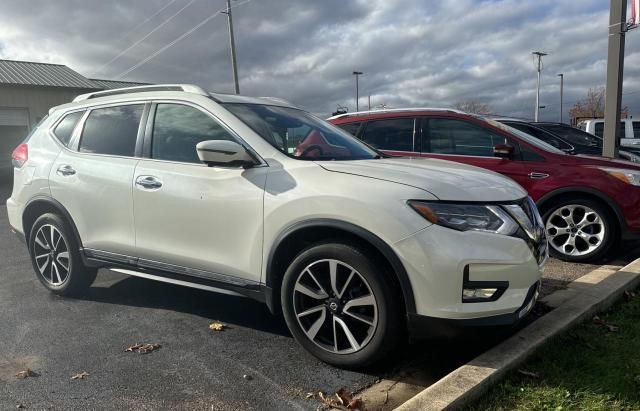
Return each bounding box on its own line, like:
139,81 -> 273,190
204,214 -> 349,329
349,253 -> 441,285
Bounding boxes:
74,271 -> 292,337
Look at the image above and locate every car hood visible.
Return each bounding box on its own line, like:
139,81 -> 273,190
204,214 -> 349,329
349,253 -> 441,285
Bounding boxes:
316,157 -> 527,202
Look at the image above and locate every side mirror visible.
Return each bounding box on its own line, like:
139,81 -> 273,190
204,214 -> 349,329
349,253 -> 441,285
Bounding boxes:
493,143 -> 514,159
196,140 -> 256,168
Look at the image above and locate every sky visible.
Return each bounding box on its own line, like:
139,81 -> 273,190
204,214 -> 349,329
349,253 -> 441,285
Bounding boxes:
0,0 -> 638,119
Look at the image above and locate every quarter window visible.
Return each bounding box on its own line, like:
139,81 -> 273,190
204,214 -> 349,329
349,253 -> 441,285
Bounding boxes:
53,111 -> 84,147
361,118 -> 415,151
151,104 -> 235,163
633,121 -> 640,138
337,122 -> 361,136
594,122 -> 625,138
425,118 -> 506,157
79,105 -> 143,156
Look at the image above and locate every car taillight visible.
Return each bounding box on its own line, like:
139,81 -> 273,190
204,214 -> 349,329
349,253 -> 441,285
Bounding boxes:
11,144 -> 28,168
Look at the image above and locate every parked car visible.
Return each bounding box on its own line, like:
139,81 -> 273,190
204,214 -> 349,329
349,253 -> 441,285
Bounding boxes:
7,85 -> 545,368
578,118 -> 640,149
495,119 -> 640,163
328,108 -> 640,262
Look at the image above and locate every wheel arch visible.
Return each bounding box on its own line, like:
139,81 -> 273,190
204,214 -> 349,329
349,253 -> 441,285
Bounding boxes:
22,196 -> 84,251
536,187 -> 624,232
264,219 -> 416,316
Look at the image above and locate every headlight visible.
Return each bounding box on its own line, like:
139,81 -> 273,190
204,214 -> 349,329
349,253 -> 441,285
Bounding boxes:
598,167 -> 640,186
407,200 -> 519,235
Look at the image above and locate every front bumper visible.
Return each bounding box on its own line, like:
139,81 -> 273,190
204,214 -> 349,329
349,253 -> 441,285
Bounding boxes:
407,280 -> 541,339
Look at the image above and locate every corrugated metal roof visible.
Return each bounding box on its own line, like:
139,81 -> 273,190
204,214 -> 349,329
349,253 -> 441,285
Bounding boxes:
89,78 -> 151,90
0,59 -> 100,89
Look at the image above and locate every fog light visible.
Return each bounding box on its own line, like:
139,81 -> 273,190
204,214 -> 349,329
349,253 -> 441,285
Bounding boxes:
462,288 -> 498,301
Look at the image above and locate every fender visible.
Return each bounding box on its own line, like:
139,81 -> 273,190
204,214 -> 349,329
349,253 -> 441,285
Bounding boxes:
23,195 -> 85,250
536,186 -> 626,230
265,218 -> 417,314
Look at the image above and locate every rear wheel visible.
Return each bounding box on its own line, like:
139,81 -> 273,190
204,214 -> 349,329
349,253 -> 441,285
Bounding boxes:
28,213 -> 97,296
543,198 -> 616,262
281,242 -> 401,368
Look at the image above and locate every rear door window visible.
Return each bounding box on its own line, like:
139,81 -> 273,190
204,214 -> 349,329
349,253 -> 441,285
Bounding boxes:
361,118 -> 415,151
505,122 -> 572,151
53,111 -> 84,147
336,122 -> 361,137
79,105 -> 144,156
424,118 -> 505,156
594,121 -> 625,138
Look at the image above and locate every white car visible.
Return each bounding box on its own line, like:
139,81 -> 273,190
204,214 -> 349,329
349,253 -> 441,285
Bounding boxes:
578,118 -> 640,149
6,85 -> 546,367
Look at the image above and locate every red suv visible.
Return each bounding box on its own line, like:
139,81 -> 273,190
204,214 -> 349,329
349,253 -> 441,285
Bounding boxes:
327,109 -> 640,262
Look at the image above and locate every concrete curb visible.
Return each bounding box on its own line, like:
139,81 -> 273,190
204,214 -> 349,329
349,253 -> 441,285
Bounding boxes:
395,259 -> 640,411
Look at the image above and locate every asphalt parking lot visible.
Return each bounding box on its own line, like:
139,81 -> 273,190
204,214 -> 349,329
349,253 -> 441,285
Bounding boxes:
0,184 -> 638,410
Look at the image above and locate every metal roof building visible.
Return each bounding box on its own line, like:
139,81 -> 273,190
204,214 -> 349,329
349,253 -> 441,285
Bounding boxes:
0,59 -> 148,178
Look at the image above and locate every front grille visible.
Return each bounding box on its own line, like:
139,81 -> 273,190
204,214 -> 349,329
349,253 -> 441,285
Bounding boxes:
506,197 -> 548,266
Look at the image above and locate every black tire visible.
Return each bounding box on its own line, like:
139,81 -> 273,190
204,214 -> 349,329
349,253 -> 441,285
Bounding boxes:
28,213 -> 97,296
281,242 -> 402,368
542,198 -> 617,263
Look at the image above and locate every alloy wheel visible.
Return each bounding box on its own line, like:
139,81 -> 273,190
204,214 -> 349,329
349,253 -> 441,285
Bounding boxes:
33,224 -> 71,286
546,204 -> 605,257
292,259 -> 378,354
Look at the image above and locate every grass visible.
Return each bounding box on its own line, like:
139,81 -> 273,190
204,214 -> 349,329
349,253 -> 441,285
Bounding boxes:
469,289 -> 640,411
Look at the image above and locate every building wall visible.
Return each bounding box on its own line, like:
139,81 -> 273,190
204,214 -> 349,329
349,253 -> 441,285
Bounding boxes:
0,84 -> 96,127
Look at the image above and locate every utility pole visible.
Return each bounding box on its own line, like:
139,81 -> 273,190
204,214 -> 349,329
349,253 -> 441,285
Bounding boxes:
558,73 -> 564,123
368,95 -> 371,111
224,0 -> 240,94
353,71 -> 363,111
603,0 -> 627,158
532,51 -> 547,122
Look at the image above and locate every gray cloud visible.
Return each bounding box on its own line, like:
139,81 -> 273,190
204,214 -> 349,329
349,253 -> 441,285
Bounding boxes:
0,0 -> 638,119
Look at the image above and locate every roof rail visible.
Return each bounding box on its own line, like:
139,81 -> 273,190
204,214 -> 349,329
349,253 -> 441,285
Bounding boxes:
326,107 -> 465,120
73,84 -> 208,102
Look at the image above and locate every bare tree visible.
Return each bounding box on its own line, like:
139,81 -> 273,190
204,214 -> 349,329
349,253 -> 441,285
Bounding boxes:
569,87 -> 628,124
452,100 -> 492,115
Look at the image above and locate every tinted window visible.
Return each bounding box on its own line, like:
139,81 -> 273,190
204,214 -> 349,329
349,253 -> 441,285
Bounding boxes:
504,122 -> 572,150
79,105 -> 143,156
594,121 -> 625,138
425,118 -> 505,156
337,122 -> 361,136
361,118 -> 414,151
152,104 -> 235,163
53,111 -> 84,147
633,122 -> 640,138
538,124 -> 601,147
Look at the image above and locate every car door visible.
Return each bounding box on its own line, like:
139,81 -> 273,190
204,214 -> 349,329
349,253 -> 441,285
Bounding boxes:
49,103 -> 146,256
132,102 -> 267,284
415,116 -> 532,183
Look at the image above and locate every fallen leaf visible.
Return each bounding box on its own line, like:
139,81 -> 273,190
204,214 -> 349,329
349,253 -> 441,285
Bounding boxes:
592,315 -> 605,326
347,398 -> 365,410
305,392 -> 315,400
336,387 -> 354,405
518,369 -> 540,378
15,369 -> 37,379
318,388 -> 366,410
16,403 -> 25,409
209,322 -> 226,331
71,371 -> 90,380
606,324 -> 619,332
125,343 -> 161,354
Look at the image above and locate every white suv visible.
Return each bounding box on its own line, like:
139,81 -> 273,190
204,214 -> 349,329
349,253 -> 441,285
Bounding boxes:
7,85 -> 546,368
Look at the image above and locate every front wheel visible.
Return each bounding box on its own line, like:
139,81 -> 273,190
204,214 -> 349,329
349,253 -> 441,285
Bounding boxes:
281,242 -> 402,368
543,199 -> 616,262
28,213 -> 97,296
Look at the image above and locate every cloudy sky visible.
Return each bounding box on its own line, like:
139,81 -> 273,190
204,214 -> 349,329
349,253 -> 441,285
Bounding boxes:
0,0 -> 638,119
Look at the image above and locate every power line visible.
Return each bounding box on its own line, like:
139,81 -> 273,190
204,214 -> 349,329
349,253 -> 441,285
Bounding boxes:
94,0 -> 198,75
114,0 -> 178,44
115,0 -> 251,79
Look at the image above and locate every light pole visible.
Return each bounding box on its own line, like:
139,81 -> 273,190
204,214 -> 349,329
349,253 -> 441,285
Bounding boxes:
558,73 -> 564,123
224,0 -> 240,94
532,51 -> 547,122
353,71 -> 363,111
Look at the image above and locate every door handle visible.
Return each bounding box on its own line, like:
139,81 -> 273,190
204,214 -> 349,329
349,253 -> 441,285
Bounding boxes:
135,175 -> 163,189
528,172 -> 549,179
56,165 -> 76,176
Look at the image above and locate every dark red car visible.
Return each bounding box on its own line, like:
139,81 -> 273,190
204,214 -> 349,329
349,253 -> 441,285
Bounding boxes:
327,108 -> 640,262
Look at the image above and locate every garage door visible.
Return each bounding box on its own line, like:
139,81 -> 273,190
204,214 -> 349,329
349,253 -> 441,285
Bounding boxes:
0,108 -> 30,179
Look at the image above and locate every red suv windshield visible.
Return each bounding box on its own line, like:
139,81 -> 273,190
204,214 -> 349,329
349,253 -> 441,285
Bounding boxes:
223,103 -> 380,160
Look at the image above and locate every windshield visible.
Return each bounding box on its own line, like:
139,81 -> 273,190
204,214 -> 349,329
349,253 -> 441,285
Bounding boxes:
222,103 -> 380,160
483,118 -> 565,154
539,124 -> 601,147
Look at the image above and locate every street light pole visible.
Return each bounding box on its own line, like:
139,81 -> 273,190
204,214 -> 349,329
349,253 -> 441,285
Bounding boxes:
558,73 -> 564,123
225,0 -> 240,94
603,0 -> 627,159
352,71 -> 363,111
532,51 -> 547,122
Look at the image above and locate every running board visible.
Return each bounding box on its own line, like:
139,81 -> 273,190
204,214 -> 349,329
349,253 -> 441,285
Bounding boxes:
109,267 -> 246,298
